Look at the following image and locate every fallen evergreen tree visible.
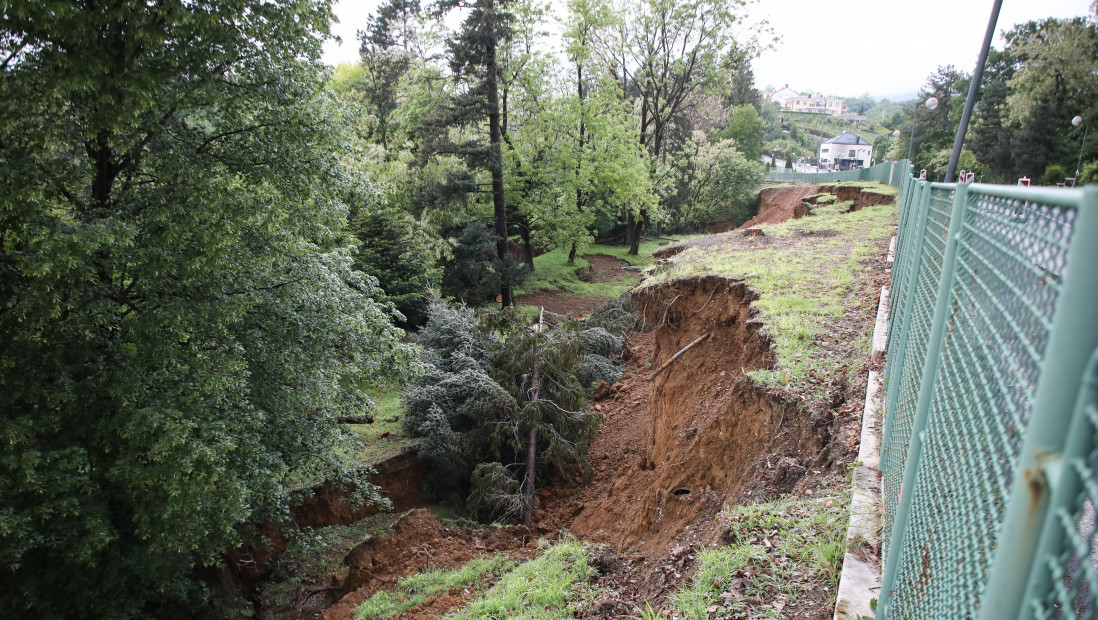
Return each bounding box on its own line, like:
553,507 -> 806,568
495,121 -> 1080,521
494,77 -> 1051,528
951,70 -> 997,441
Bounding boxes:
404,298 -> 628,523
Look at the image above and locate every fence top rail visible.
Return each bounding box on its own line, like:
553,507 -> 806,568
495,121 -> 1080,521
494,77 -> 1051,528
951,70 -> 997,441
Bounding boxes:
967,183 -> 1089,207
919,180 -> 1091,207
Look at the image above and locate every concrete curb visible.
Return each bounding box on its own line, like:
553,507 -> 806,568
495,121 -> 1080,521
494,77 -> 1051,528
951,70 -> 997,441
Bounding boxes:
833,245 -> 892,620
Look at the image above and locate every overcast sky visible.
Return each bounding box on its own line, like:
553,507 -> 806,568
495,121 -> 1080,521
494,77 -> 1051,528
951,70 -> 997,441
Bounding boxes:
321,0 -> 1095,101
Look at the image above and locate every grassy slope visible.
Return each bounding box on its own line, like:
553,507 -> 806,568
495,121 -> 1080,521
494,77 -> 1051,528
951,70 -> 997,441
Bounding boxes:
673,497 -> 849,619
347,385 -> 417,465
352,537 -> 595,620
644,184 -> 895,401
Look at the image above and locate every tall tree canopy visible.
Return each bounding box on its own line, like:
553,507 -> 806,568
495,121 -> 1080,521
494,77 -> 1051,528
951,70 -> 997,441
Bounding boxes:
0,1 -> 411,616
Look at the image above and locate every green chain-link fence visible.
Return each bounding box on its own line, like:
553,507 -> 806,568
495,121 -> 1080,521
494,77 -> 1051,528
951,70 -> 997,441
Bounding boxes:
878,175 -> 1098,619
763,160 -> 910,185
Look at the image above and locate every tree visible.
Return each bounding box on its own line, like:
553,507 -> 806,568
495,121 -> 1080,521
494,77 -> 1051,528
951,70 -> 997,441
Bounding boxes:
404,301 -> 599,522
349,203 -> 441,328
433,0 -> 517,306
724,45 -> 760,109
679,133 -> 764,227
354,0 -> 424,152
893,66 -> 969,171
720,104 -> 764,162
0,2 -> 412,615
593,0 -> 759,253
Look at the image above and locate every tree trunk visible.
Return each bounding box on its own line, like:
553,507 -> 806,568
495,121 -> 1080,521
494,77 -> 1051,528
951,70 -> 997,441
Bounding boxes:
518,222 -> 535,271
628,217 -> 643,256
522,424 -> 537,527
523,308 -> 544,527
625,210 -> 637,253
485,0 -> 512,308
569,59 -> 586,268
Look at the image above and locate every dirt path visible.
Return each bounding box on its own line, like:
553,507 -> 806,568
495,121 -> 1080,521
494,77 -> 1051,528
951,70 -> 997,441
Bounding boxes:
515,254 -> 633,317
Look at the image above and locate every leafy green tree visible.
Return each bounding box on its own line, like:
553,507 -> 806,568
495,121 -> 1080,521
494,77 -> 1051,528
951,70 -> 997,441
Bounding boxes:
0,2 -> 412,615
354,0 -> 423,152
720,104 -> 764,162
724,44 -> 761,109
592,0 -> 759,253
427,0 -> 517,306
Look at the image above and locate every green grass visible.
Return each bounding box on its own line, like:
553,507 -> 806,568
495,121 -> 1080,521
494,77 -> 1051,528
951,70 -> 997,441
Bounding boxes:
347,384 -> 417,465
670,496 -> 849,620
450,537 -> 596,619
353,555 -> 517,620
642,198 -> 895,401
821,180 -> 899,196
516,239 -> 701,300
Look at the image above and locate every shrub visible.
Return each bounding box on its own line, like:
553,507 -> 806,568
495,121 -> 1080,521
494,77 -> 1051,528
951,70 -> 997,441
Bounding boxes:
576,354 -> 624,394
585,293 -> 638,338
579,327 -> 622,357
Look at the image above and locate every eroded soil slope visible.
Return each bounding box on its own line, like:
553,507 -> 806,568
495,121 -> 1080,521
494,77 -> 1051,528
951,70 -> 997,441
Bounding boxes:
532,276 -> 841,604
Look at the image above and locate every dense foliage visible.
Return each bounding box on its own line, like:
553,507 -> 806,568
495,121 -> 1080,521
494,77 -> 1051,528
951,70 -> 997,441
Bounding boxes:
0,1 -> 412,616
404,300 -> 614,521
890,11 -> 1097,183
328,0 -> 769,276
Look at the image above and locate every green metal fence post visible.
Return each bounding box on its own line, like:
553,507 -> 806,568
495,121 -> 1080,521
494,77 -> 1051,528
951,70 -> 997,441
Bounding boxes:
1015,347 -> 1098,620
977,186 -> 1098,620
877,182 -> 969,619
881,181 -> 930,456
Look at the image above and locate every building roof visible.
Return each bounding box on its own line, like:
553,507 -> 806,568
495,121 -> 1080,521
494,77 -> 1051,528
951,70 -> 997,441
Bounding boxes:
825,132 -> 872,146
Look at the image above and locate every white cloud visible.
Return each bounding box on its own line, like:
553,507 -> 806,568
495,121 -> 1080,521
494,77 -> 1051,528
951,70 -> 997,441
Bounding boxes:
323,0 -> 1095,98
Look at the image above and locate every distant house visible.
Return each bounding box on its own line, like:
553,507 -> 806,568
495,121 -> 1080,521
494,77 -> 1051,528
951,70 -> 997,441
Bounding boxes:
763,86 -> 802,108
819,132 -> 872,170
786,94 -> 846,116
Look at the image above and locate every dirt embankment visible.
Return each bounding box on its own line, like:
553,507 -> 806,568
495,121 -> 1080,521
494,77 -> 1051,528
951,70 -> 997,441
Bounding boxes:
822,183 -> 896,209
321,511 -> 537,620
739,185 -> 822,228
224,453 -> 427,598
530,276 -> 833,604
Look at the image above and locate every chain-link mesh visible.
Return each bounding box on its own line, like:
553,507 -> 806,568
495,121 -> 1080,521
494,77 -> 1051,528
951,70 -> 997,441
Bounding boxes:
882,190 -> 1077,618
886,179 -> 921,344
1031,354 -> 1098,620
764,160 -> 909,185
881,186 -> 955,558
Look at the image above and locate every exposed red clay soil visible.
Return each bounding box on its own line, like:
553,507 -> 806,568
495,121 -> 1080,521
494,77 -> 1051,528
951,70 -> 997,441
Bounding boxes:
226,452 -> 427,596
579,254 -> 631,282
321,510 -> 537,620
514,290 -> 607,317
739,185 -> 822,228
822,183 -> 897,209
531,276 -> 828,604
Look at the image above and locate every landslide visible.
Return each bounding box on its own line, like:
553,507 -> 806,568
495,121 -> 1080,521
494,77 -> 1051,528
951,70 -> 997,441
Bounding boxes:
739,185 -> 821,228
533,276 -> 832,600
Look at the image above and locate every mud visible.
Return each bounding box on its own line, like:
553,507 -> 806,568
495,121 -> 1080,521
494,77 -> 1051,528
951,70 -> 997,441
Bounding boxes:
226,452 -> 427,593
822,183 -> 896,209
739,185 -> 822,228
321,510 -> 536,620
531,276 -> 826,602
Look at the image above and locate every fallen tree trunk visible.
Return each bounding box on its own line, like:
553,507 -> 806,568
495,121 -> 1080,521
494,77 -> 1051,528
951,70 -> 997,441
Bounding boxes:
651,332 -> 712,378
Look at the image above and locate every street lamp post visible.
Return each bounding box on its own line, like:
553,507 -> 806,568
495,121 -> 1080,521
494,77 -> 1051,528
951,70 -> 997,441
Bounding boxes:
907,97 -> 939,162
1073,115 -> 1089,181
